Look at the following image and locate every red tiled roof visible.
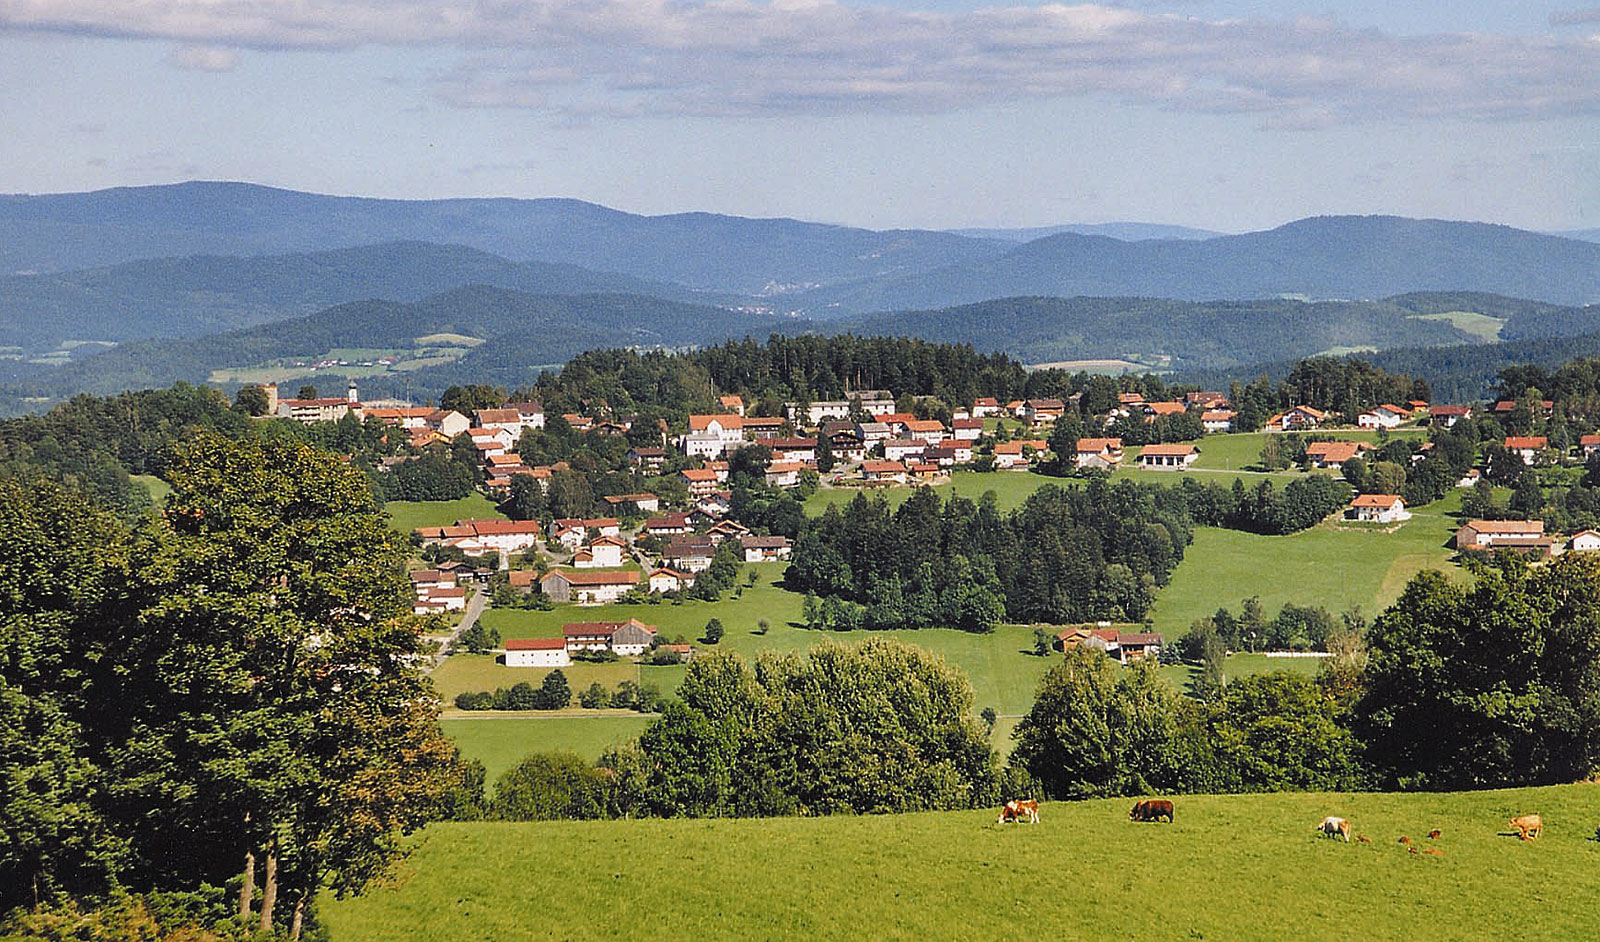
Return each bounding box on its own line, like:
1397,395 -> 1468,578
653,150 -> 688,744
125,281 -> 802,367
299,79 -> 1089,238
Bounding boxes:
1505,437 -> 1548,450
505,638 -> 566,651
543,569 -> 640,586
1351,494 -> 1403,508
1139,444 -> 1198,457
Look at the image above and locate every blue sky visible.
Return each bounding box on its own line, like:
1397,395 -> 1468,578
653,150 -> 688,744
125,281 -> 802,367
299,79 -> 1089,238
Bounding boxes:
2,2 -> 1598,232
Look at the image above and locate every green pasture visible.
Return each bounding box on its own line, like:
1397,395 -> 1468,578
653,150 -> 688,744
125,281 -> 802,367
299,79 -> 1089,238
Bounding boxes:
324,784 -> 1600,942
130,474 -> 171,508
383,493 -> 503,534
441,714 -> 654,782
1411,310 -> 1506,342
1148,498 -> 1462,637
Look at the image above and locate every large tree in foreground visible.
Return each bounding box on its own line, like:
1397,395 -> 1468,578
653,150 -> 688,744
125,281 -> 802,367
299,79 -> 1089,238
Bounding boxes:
1356,557 -> 1600,790
86,433 -> 461,936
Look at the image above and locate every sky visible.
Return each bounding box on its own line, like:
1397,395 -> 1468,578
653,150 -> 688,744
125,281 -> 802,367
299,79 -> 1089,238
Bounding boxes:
2,1 -> 1599,232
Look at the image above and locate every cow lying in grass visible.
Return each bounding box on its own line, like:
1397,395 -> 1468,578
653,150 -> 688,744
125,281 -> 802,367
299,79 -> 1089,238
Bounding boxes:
998,799 -> 1039,824
1315,816 -> 1351,842
1509,814 -> 1542,841
1129,799 -> 1174,823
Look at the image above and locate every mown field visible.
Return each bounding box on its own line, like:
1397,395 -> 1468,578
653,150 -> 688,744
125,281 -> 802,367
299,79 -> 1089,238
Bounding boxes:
324,784 -> 1600,942
441,714 -> 655,782
384,494 -> 503,533
1148,493 -> 1463,636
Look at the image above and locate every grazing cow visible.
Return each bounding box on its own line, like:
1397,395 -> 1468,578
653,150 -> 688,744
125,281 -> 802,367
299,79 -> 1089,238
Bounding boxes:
1315,816 -> 1351,842
1355,835 -> 1372,844
998,799 -> 1040,825
1428,829 -> 1441,840
1129,799 -> 1175,823
1509,814 -> 1542,841
1423,848 -> 1444,857
1397,835 -> 1412,845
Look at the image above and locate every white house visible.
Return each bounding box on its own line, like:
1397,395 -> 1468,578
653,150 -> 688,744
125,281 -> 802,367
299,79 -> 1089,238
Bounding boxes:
994,440 -> 1048,470
1505,436 -> 1548,466
1136,444 -> 1199,470
574,535 -> 627,568
765,460 -> 804,488
952,418 -> 983,441
1348,493 -> 1410,523
1076,438 -> 1123,470
1201,410 -> 1237,433
504,637 -> 571,668
1357,404 -> 1411,429
1570,530 -> 1600,552
648,568 -> 695,593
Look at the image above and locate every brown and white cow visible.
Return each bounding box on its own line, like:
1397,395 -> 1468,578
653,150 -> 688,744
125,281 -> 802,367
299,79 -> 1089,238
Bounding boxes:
1315,816 -> 1351,842
1129,799 -> 1175,823
998,799 -> 1039,824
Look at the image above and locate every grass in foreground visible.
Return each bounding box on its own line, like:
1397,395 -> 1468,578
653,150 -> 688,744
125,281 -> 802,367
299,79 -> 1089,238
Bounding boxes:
324,784 -> 1600,942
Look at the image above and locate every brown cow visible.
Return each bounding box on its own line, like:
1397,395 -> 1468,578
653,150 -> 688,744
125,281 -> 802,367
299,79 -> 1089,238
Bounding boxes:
1509,814 -> 1542,841
1423,847 -> 1444,857
998,799 -> 1039,825
1129,799 -> 1175,823
1427,829 -> 1441,840
1315,816 -> 1351,842
1355,835 -> 1372,844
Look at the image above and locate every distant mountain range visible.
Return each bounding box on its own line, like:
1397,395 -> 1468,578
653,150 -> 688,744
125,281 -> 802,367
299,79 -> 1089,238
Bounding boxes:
799,216 -> 1600,314
0,182 -> 1009,294
0,241 -> 733,350
946,223 -> 1223,243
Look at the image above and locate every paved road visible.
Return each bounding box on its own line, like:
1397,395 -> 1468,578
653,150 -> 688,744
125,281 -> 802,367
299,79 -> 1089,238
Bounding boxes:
428,589 -> 487,674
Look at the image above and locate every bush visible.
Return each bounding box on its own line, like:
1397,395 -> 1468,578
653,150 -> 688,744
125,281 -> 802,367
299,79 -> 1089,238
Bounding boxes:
491,752 -> 610,821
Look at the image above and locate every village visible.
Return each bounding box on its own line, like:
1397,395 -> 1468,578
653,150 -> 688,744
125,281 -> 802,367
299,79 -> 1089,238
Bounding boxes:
237,376 -> 1600,687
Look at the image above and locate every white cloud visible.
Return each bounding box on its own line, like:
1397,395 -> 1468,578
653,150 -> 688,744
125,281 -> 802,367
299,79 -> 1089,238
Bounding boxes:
4,1 -> 1600,123
166,43 -> 238,71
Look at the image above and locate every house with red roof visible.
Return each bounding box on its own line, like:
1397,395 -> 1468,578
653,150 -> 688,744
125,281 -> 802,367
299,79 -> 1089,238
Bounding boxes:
1348,494 -> 1409,523
1505,436 -> 1549,465
562,619 -> 658,657
540,569 -> 640,605
1136,444 -> 1199,471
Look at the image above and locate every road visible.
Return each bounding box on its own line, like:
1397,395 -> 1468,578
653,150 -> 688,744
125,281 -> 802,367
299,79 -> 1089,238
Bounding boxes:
427,588 -> 487,674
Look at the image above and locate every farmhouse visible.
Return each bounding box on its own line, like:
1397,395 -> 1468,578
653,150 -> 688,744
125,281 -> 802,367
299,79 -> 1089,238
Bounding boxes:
647,567 -> 695,593
1505,436 -> 1549,465
765,460 -> 805,489
767,437 -> 818,462
1454,519 -> 1550,555
719,394 -> 746,416
540,569 -> 639,604
1186,391 -> 1230,410
1582,434 -> 1600,458
681,468 -> 721,497
952,418 -> 983,441
563,619 -> 659,657
1493,399 -> 1554,417
1142,401 -> 1186,420
971,397 -> 1001,418
573,535 -> 627,569
1305,440 -> 1366,470
1267,405 -> 1326,430
904,419 -> 948,443
707,520 -> 751,543
1021,398 -> 1066,426
883,439 -> 926,462
412,584 -> 466,615
923,442 -> 972,466
1347,494 -> 1409,523
1075,437 -> 1124,470
602,493 -> 661,514
994,440 -> 1049,470
1136,444 -> 1199,471
861,461 -> 909,484
627,446 -> 667,471
1201,410 -> 1236,433
1429,405 -> 1473,428
663,537 -> 716,572
855,422 -> 893,446
741,535 -> 793,562
415,518 -> 544,557
1055,626 -> 1164,664
1357,404 -> 1411,429
643,513 -> 692,537
504,637 -> 571,668
1570,530 -> 1600,553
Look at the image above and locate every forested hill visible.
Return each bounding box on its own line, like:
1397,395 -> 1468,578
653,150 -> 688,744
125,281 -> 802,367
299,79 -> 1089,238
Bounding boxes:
0,181 -> 1010,293
0,241 -> 734,351
798,216 -> 1600,314
0,286 -> 785,406
824,294 -> 1600,369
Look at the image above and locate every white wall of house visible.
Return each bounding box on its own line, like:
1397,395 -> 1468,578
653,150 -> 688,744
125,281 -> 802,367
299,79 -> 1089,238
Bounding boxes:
505,647 -> 571,668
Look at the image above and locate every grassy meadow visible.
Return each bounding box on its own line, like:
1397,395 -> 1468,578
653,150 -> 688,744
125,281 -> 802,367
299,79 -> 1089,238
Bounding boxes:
441,714 -> 655,782
383,493 -> 503,533
325,784 -> 1600,942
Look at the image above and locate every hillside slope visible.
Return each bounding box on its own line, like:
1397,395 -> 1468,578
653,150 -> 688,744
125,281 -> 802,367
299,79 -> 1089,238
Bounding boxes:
0,182 -> 1010,293
803,216 -> 1600,313
0,241 -> 732,350
324,785 -> 1600,941
0,286 -> 780,403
